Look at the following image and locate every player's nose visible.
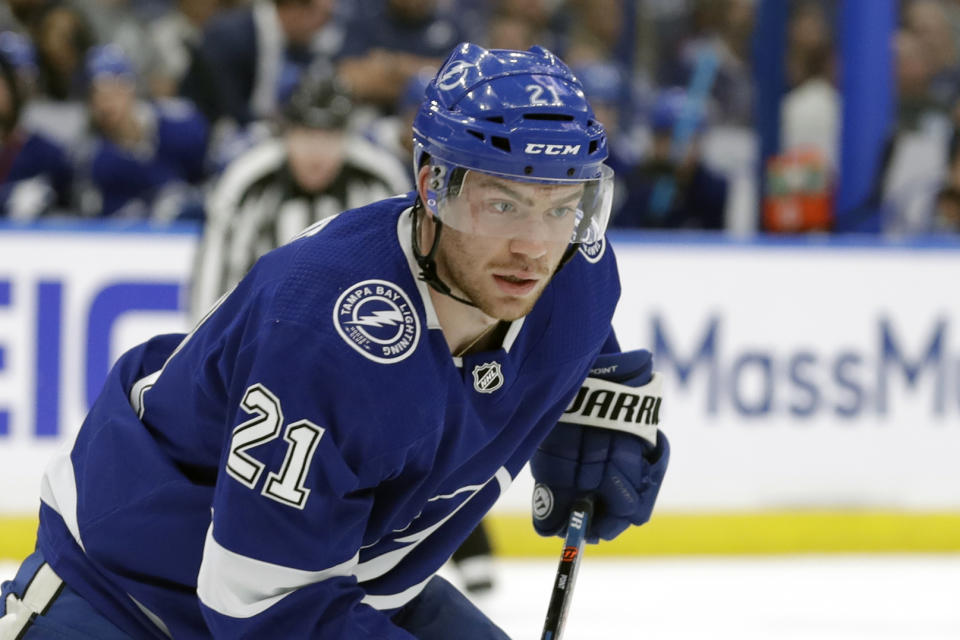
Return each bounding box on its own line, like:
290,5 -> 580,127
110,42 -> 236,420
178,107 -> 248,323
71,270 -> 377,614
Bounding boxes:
508,216 -> 554,259
508,234 -> 548,260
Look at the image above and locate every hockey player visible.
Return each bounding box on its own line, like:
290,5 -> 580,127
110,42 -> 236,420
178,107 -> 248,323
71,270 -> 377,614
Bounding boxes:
0,43 -> 669,639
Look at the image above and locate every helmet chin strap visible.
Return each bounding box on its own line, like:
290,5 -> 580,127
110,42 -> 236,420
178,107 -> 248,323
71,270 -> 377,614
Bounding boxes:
410,198 -> 583,309
411,199 -> 478,308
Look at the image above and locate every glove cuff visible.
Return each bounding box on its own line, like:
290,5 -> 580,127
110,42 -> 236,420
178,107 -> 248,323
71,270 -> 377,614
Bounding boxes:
557,373 -> 662,445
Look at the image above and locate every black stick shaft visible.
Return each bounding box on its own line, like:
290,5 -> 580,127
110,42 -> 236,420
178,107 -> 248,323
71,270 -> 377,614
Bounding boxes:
540,496 -> 594,640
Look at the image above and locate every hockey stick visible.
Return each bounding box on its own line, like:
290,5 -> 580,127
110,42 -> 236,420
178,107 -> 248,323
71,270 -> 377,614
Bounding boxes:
540,495 -> 595,640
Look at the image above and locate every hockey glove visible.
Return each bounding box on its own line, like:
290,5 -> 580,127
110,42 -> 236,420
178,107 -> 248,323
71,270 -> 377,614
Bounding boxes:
530,349 -> 670,543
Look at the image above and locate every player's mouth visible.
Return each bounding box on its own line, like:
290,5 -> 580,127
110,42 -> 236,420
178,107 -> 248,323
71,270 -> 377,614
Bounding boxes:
493,273 -> 540,296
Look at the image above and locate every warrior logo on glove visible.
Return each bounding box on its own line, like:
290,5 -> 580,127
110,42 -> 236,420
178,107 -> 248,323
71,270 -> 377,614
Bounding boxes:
532,483 -> 554,520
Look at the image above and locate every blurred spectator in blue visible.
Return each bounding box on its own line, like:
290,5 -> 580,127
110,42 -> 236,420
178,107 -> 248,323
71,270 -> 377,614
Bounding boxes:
145,0 -> 223,99
611,87 -> 727,230
362,69 -> 429,185
181,0 -> 336,127
0,46 -> 73,218
80,44 -> 210,220
335,0 -> 463,109
658,0 -> 754,126
191,62 -> 409,313
572,61 -> 646,216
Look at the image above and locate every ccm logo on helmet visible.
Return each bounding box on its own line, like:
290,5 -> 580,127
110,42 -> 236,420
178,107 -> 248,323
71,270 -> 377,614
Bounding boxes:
524,143 -> 581,155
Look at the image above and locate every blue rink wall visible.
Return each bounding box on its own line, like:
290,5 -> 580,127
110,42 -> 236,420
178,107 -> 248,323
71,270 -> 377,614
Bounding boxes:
2,222 -> 960,559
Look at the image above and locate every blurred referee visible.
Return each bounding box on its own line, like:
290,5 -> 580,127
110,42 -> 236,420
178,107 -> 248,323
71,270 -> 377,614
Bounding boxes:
191,64 -> 410,316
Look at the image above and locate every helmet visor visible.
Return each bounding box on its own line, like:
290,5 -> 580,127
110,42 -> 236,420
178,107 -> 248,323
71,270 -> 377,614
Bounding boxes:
427,164 -> 614,244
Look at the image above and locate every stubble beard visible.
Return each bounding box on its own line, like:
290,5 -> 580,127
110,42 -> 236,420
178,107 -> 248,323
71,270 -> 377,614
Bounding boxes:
435,232 -> 556,322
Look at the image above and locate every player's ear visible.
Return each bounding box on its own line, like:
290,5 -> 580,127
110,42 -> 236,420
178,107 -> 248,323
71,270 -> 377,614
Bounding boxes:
415,165 -> 432,203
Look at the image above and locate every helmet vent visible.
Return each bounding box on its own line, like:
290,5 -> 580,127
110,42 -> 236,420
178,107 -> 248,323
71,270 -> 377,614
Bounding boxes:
491,136 -> 511,152
485,116 -> 505,123
523,113 -> 575,121
467,129 -> 485,141
589,139 -> 599,154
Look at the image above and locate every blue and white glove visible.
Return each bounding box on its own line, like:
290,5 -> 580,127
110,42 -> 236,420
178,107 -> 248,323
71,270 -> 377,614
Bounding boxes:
531,349 -> 670,543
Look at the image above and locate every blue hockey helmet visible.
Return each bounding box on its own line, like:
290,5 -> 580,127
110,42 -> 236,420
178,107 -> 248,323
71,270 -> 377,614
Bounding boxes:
412,43 -> 614,244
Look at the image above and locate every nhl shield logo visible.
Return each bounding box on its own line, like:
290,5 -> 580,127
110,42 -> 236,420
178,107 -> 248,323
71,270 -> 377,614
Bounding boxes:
472,361 -> 504,394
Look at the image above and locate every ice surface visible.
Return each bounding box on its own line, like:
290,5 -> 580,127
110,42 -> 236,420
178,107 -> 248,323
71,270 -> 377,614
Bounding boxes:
446,554 -> 960,639
3,555 -> 958,639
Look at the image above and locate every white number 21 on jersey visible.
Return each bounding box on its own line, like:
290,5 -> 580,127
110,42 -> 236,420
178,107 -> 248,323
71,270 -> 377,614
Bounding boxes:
225,383 -> 325,509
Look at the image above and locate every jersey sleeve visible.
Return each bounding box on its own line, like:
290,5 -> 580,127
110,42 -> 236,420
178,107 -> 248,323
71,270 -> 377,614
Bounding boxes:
196,318 -> 416,639
600,326 -> 620,354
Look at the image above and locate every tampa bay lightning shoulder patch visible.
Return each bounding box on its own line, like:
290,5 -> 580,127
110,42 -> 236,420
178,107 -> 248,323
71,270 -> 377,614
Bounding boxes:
578,236 -> 605,263
333,279 -> 420,363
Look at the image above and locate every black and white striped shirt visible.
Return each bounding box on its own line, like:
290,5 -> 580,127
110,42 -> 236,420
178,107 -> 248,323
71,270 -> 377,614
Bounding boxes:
191,134 -> 411,316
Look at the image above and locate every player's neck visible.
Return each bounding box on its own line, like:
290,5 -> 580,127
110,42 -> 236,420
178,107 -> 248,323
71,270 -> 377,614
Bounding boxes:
429,286 -> 500,357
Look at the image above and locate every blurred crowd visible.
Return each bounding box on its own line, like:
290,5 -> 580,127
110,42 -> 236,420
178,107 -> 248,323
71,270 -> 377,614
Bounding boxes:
2,0 -> 960,238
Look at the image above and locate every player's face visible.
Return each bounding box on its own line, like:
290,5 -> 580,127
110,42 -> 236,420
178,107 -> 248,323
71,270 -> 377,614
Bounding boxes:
433,174 -> 579,321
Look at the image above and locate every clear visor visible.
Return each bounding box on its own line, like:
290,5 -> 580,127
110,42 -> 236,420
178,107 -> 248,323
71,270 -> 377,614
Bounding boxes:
425,163 -> 614,244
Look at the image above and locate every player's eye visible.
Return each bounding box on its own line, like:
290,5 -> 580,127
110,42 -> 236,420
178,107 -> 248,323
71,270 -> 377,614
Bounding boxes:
488,200 -> 517,215
546,206 -> 576,220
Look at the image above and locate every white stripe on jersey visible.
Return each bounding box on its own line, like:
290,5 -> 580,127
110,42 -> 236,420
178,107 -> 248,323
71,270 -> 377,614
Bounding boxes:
360,574 -> 433,611
353,467 -> 512,583
39,451 -> 85,552
129,594 -> 173,638
197,524 -> 360,619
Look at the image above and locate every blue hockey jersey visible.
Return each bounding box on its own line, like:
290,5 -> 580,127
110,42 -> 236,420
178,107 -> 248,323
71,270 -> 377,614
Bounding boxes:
37,193 -> 621,639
